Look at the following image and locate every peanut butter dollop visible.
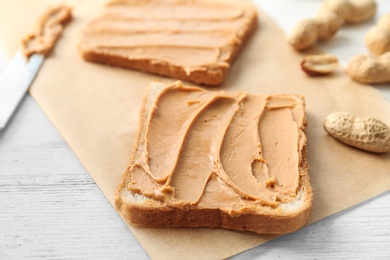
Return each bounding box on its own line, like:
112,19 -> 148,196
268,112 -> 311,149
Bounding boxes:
21,4 -> 72,58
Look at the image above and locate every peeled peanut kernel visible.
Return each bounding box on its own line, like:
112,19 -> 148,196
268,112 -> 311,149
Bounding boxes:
301,54 -> 338,76
324,112 -> 390,153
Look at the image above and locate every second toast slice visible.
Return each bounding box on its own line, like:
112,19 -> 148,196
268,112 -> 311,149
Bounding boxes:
79,0 -> 258,86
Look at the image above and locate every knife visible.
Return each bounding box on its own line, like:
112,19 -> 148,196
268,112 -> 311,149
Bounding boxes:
0,52 -> 44,131
0,4 -> 72,132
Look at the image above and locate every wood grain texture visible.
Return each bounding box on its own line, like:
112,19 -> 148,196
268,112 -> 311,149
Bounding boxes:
1,0 -> 390,259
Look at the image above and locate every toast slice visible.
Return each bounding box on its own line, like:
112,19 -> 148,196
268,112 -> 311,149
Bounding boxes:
115,81 -> 313,234
79,0 -> 258,86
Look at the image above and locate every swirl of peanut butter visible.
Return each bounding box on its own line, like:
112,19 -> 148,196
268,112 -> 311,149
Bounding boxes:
128,81 -> 308,214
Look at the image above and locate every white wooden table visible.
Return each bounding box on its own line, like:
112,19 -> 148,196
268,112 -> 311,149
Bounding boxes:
1,1 -> 390,259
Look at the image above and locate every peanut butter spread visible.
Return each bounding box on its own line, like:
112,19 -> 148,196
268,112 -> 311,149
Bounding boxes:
80,0 -> 257,71
128,81 -> 308,215
21,4 -> 72,58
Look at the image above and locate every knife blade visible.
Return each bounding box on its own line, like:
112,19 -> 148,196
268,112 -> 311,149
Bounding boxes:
0,52 -> 44,131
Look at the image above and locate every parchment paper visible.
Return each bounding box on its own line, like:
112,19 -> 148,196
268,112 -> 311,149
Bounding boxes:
1,1 -> 390,259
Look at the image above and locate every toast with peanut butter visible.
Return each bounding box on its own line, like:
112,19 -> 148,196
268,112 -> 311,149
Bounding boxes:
79,0 -> 257,86
115,81 -> 313,234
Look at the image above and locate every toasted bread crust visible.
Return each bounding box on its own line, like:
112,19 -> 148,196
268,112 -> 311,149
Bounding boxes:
80,50 -> 228,85
115,82 -> 313,235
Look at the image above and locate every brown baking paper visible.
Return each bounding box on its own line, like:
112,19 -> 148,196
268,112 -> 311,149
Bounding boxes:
1,0 -> 390,259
